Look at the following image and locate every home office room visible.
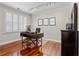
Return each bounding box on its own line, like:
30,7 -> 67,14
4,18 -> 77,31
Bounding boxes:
0,2 -> 79,56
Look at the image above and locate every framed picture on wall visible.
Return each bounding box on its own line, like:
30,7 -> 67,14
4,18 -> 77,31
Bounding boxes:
43,18 -> 48,26
38,19 -> 43,26
49,17 -> 56,26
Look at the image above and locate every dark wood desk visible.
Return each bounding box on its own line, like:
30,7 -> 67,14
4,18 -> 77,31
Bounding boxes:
20,32 -> 44,49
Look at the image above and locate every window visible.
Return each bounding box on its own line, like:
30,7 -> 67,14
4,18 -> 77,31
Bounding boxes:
19,16 -> 23,31
13,14 -> 18,31
5,12 -> 27,32
5,12 -> 12,32
23,17 -> 27,31
18,16 -> 27,31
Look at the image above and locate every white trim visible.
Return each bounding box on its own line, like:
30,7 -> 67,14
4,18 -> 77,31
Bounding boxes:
43,38 -> 61,43
0,39 -> 21,45
0,38 -> 61,45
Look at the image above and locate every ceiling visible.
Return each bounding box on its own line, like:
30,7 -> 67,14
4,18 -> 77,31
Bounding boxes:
1,2 -> 73,14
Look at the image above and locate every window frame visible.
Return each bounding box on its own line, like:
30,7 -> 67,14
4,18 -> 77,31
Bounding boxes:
5,12 -> 27,33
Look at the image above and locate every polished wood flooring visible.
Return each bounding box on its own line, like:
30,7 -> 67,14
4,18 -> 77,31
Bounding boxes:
21,47 -> 43,56
0,40 -> 23,56
0,40 -> 61,56
21,41 -> 61,56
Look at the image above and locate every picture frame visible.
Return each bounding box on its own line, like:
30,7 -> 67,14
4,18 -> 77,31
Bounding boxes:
49,17 -> 56,26
43,18 -> 49,26
38,19 -> 43,26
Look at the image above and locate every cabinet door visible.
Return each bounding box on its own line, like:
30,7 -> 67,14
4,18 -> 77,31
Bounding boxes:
61,31 -> 75,56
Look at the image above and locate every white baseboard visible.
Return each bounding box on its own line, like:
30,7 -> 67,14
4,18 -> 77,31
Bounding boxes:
0,39 -> 21,45
0,38 -> 61,45
43,38 -> 61,43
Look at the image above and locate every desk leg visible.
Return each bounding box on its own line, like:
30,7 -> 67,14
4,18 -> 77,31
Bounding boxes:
41,38 -> 42,52
36,38 -> 38,48
21,36 -> 23,49
41,38 -> 42,47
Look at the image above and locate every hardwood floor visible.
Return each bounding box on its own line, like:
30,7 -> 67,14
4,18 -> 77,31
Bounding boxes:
0,40 -> 22,56
42,41 -> 61,56
21,41 -> 61,56
21,47 -> 43,56
0,40 -> 61,56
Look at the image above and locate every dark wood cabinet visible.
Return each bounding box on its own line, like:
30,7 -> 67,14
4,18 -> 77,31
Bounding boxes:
61,3 -> 78,56
61,30 -> 78,56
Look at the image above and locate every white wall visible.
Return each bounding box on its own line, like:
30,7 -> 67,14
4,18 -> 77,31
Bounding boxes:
0,4 -> 31,44
0,3 -> 73,44
31,6 -> 72,42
